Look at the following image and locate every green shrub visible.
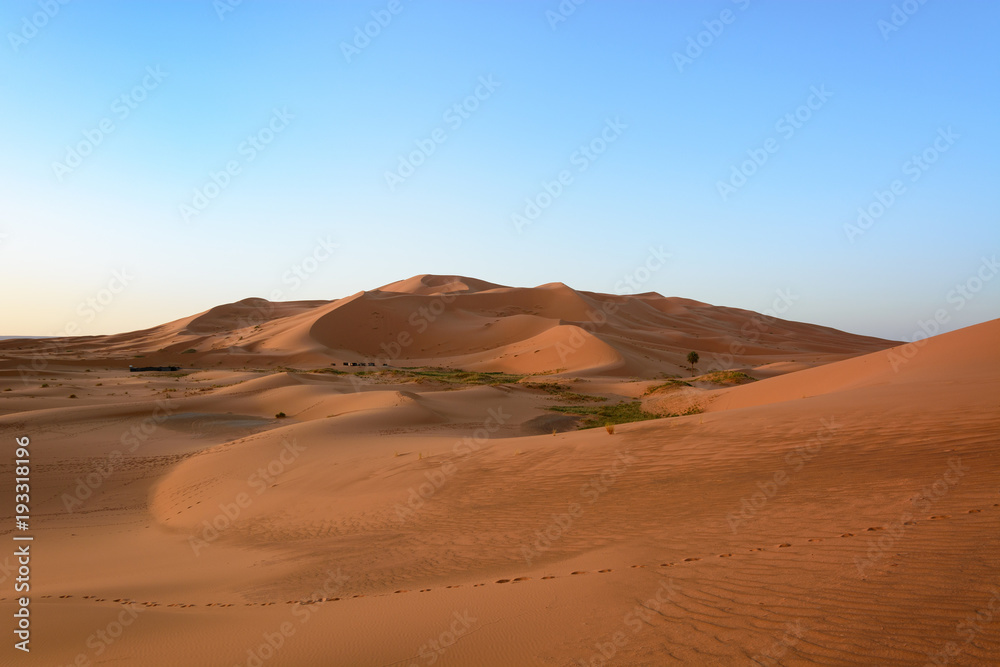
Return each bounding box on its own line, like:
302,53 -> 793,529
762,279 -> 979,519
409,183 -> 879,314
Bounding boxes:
694,371 -> 757,385
643,379 -> 692,396
548,401 -> 660,429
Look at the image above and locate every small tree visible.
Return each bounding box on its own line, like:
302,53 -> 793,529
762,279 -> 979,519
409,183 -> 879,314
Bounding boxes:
686,351 -> 699,375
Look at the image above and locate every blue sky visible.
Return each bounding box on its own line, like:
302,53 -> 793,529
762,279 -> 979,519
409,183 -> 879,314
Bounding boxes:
1,0 -> 997,340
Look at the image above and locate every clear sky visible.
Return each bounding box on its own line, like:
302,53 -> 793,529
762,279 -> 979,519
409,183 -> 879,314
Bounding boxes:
1,0 -> 997,341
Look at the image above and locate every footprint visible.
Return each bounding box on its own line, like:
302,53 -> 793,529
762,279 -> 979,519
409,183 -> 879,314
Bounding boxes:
660,563 -> 674,567
598,569 -> 612,573
445,585 -> 460,589
749,548 -> 764,552
841,533 -> 854,538
495,579 -> 510,584
777,543 -> 792,548
719,553 -> 733,558
904,520 -> 917,526
571,571 -> 587,575
541,576 -> 556,580
866,527 -> 885,532
512,577 -> 529,582
930,515 -> 950,520
630,565 -> 645,568
968,509 -> 981,514
683,557 -> 700,562
808,538 -> 823,542
394,590 -> 409,594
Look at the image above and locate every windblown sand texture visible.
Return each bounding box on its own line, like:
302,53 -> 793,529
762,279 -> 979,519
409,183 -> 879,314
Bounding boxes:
1,275 -> 996,666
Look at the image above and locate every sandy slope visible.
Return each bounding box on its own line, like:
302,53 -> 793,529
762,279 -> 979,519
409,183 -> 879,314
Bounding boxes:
0,274 -> 897,378
0,281 -> 996,666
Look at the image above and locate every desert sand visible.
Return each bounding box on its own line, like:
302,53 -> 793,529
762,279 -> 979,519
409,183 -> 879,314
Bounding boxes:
0,275 -> 997,666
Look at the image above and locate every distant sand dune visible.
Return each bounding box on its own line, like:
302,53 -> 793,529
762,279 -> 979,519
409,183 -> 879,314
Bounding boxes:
1,279 -> 995,666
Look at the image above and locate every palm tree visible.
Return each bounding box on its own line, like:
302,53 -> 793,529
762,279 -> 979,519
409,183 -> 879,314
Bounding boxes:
686,351 -> 699,375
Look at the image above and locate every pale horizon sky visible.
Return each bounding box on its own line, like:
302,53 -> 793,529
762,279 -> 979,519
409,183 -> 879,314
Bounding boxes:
1,0 -> 997,342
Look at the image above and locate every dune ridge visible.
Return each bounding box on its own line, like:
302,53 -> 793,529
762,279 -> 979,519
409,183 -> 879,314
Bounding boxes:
0,274 -> 898,378
2,278 -> 996,666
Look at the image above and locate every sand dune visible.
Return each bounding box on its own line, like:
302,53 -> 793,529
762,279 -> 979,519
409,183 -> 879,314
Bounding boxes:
0,275 -> 898,380
1,278 -> 996,665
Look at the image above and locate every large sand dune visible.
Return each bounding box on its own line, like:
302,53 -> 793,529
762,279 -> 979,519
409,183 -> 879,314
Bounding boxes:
0,274 -> 895,377
0,278 -> 996,665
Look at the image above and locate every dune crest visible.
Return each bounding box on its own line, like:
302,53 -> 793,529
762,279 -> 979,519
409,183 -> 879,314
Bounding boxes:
0,274 -> 899,377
